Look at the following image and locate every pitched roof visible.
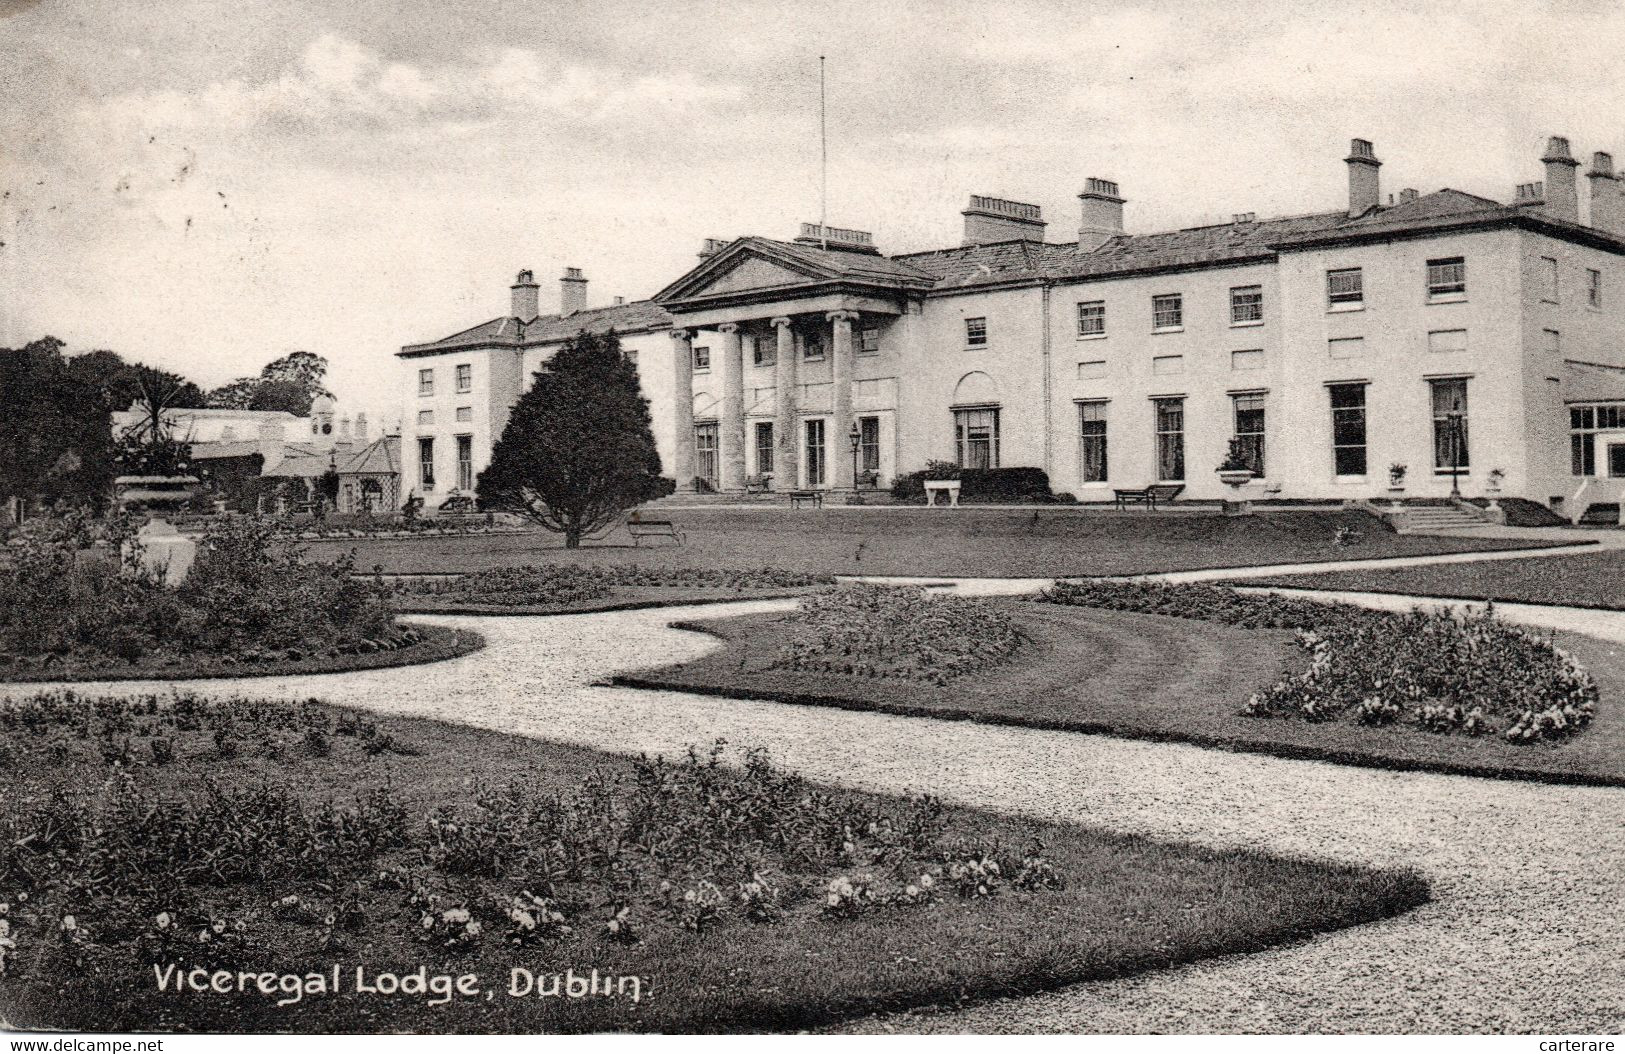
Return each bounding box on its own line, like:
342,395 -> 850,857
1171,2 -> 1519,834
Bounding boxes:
336,435 -> 399,476
401,300 -> 673,356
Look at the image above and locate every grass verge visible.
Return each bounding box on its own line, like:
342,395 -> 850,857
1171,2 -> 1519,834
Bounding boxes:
1236,548 -> 1625,611
0,695 -> 1427,1034
0,623 -> 484,684
301,508 -> 1569,578
615,602 -> 1625,786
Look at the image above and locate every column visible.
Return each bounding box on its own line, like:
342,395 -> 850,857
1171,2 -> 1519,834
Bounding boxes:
827,309 -> 858,491
717,323 -> 746,492
772,317 -> 797,487
669,328 -> 696,490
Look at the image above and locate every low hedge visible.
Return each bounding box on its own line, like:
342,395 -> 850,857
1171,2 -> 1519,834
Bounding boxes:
891,466 -> 1056,504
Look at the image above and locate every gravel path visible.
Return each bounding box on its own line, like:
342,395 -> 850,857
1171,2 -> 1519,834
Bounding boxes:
7,594 -> 1624,1033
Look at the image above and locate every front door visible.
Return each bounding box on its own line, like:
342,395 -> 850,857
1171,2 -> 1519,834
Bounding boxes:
1609,442 -> 1625,478
754,421 -> 775,484
804,419 -> 826,488
694,423 -> 719,491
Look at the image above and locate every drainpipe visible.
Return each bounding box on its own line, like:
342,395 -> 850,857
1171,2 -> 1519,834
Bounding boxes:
1040,281 -> 1054,480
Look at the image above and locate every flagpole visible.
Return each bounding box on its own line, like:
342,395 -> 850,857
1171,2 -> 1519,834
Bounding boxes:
819,55 -> 827,248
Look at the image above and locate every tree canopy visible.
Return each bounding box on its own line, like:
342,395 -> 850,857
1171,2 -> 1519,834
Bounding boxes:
206,350 -> 331,416
476,330 -> 668,547
0,338 -> 117,511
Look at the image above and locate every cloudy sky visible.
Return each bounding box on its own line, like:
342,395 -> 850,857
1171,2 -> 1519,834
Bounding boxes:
3,0 -> 1623,422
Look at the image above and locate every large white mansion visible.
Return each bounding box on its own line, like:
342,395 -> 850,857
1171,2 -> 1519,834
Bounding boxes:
398,135 -> 1625,514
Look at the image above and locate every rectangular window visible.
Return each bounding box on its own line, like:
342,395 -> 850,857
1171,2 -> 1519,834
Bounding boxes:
455,363 -> 473,393
1544,328 -> 1561,355
860,327 -> 881,355
1078,360 -> 1106,380
802,334 -> 825,361
1151,294 -> 1183,331
752,336 -> 775,368
1589,268 -> 1603,309
1427,330 -> 1468,354
1327,268 -> 1364,308
1231,349 -> 1265,371
417,436 -> 435,489
455,435 -> 473,491
1426,257 -> 1466,300
1330,384 -> 1367,477
859,416 -> 881,474
692,345 -> 711,372
965,317 -> 988,347
1431,378 -> 1470,473
1232,393 -> 1266,475
1152,355 -> 1184,375
1541,257 -> 1559,302
954,407 -> 1000,469
754,421 -> 774,477
803,419 -> 825,486
1154,398 -> 1184,481
694,422 -> 719,489
1328,336 -> 1365,359
418,368 -> 434,397
1230,285 -> 1264,324
1077,300 -> 1106,337
1079,401 -> 1108,483
455,406 -> 473,423
416,409 -> 434,427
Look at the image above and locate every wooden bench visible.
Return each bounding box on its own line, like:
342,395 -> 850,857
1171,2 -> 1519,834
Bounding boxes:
1113,483 -> 1185,511
744,473 -> 773,495
787,490 -> 823,509
626,517 -> 685,546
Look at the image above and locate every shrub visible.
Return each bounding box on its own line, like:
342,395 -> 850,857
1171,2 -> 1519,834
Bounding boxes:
394,564 -> 832,607
770,584 -> 1023,684
1038,580 -> 1598,744
891,466 -> 1055,504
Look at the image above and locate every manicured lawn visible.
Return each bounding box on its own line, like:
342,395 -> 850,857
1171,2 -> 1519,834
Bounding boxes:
0,623 -> 484,684
299,508 -> 1564,578
387,564 -> 833,616
393,585 -> 826,616
0,694 -> 1426,1034
1238,548 -> 1625,610
618,601 -> 1625,786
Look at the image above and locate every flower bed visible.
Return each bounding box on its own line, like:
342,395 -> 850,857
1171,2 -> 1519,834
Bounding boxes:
393,564 -> 833,610
1038,580 -> 1598,744
770,584 -> 1023,685
0,515 -> 413,678
0,692 -> 1427,1033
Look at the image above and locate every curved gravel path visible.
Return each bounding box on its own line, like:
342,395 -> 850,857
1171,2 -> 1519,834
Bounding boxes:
6,593 -> 1623,1033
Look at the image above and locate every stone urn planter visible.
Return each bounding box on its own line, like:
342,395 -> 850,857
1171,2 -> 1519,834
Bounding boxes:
1216,468 -> 1255,517
114,475 -> 200,588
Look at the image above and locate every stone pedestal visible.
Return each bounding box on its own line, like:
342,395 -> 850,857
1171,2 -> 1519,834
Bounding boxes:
113,475 -> 200,588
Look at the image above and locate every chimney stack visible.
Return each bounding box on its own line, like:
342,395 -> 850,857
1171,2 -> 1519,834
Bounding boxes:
1587,152 -> 1623,235
698,238 -> 729,260
560,266 -> 587,315
355,412 -> 368,441
961,195 -> 1047,245
1541,136 -> 1580,223
1345,139 -> 1381,217
1077,178 -> 1125,252
613,295 -> 626,305
510,269 -> 539,319
1398,188 -> 1419,204
1515,181 -> 1545,204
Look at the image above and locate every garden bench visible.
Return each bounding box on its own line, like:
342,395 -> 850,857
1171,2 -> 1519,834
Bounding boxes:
787,490 -> 823,509
744,473 -> 773,495
625,517 -> 685,547
1113,484 -> 1185,511
923,480 -> 962,507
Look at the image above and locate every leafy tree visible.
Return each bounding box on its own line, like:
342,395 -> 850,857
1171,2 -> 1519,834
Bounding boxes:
477,329 -> 666,548
0,338 -> 117,516
248,378 -> 313,415
205,376 -> 262,409
205,351 -> 330,415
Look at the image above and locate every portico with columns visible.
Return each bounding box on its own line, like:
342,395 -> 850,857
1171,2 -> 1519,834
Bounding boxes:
655,227 -> 935,496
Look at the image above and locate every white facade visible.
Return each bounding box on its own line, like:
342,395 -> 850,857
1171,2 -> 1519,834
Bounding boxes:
399,136 -> 1625,513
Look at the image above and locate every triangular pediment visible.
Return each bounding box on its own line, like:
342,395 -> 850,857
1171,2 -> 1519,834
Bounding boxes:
654,238 -> 843,304
702,256 -> 821,295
